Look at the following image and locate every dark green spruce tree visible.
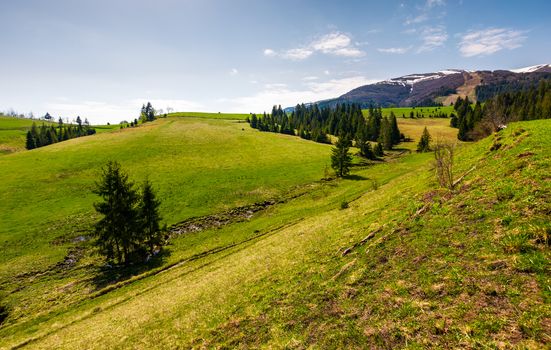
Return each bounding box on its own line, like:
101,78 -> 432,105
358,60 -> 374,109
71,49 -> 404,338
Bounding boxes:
93,161 -> 140,265
331,136 -> 352,178
417,127 -> 432,152
379,117 -> 393,150
139,179 -> 163,255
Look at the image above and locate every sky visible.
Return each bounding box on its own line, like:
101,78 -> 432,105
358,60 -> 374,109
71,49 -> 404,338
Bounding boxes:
1,0 -> 550,124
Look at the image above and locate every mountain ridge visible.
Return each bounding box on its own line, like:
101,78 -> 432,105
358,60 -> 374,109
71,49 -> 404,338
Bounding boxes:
308,64 -> 551,109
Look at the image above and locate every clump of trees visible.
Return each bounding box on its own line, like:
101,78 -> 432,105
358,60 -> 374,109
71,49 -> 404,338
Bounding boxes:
248,103 -> 402,156
331,136 -> 352,177
140,102 -> 157,123
452,80 -> 551,140
416,127 -> 432,152
26,116 -> 96,150
93,161 -> 165,265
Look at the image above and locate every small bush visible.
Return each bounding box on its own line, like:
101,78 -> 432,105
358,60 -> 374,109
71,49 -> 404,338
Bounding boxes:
371,180 -> 379,190
434,141 -> 455,189
340,200 -> 349,210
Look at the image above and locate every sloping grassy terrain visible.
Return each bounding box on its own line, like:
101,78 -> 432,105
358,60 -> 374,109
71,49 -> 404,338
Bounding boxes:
398,118 -> 458,147
375,106 -> 455,119
0,119 -> 547,348
0,117 -> 333,324
0,117 -> 54,154
168,111 -> 250,120
0,116 -> 118,155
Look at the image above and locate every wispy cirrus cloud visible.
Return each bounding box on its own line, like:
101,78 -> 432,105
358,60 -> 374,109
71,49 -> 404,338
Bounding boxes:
263,32 -> 365,61
426,0 -> 445,8
404,13 -> 428,25
377,46 -> 412,54
417,26 -> 448,52
458,28 -> 527,57
403,0 -> 445,26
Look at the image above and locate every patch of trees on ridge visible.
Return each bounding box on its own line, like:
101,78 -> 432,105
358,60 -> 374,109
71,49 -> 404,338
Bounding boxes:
120,102 -> 160,128
248,104 -> 402,159
26,115 -> 96,150
452,80 -> 551,141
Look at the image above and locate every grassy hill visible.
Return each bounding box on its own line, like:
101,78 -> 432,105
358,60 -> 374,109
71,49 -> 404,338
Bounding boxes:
0,115 -> 548,348
0,116 -> 118,155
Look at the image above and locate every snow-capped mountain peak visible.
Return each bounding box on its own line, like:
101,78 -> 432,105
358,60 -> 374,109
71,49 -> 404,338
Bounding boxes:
510,64 -> 551,73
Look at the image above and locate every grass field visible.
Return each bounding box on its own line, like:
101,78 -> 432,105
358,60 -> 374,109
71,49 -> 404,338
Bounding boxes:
377,106 -> 455,118
0,116 -> 336,325
0,119 -> 548,349
0,112 -> 548,348
0,117 -> 55,154
168,111 -> 251,120
0,116 -> 118,155
1,108 -> 454,154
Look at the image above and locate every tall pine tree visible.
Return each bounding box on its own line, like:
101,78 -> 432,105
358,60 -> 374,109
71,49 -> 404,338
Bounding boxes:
331,137 -> 352,177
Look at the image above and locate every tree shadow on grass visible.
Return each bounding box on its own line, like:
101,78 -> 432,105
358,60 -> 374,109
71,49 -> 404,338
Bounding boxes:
344,174 -> 368,181
90,249 -> 172,291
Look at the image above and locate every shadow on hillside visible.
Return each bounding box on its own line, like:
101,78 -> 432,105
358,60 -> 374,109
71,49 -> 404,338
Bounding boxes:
344,174 -> 367,181
392,147 -> 414,154
90,249 -> 172,291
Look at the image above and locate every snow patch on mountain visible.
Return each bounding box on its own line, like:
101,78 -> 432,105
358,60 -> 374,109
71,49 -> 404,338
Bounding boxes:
378,69 -> 463,87
510,64 -> 550,73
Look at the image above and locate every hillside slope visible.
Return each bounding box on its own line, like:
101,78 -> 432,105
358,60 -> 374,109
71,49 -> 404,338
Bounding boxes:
317,66 -> 551,108
0,116 -> 117,155
1,120 -> 548,349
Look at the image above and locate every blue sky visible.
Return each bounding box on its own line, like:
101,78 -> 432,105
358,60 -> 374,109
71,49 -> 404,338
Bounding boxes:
1,0 -> 550,123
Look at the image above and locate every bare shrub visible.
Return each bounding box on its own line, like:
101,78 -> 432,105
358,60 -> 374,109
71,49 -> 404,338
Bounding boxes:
434,140 -> 455,189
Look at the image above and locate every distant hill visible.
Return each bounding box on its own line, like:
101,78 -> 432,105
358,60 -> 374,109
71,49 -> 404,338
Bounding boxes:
310,64 -> 551,109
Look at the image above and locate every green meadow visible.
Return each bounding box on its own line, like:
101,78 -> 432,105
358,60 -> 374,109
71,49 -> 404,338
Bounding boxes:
376,105 -> 455,118
0,116 -> 118,155
0,113 -> 548,349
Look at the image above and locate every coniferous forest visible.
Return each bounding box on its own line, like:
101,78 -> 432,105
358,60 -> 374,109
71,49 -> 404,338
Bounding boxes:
248,103 -> 402,157
452,80 -> 551,140
25,116 -> 96,150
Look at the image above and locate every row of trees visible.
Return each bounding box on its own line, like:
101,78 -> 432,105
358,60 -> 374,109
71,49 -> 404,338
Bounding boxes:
452,80 -> 551,140
26,117 -> 96,150
248,103 -> 402,156
93,161 -> 164,265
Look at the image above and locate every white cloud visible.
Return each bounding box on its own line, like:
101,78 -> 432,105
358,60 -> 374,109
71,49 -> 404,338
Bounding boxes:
458,28 -> 527,57
282,48 -> 314,60
404,13 -> 428,25
45,98 -> 204,124
263,31 -> 365,60
324,70 -> 330,75
311,32 -> 351,53
218,76 -> 380,113
417,26 -> 448,52
263,48 -> 276,57
426,0 -> 445,8
404,0 -> 446,25
377,46 -> 411,54
331,47 -> 364,58
229,68 -> 239,76
302,76 -> 319,81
